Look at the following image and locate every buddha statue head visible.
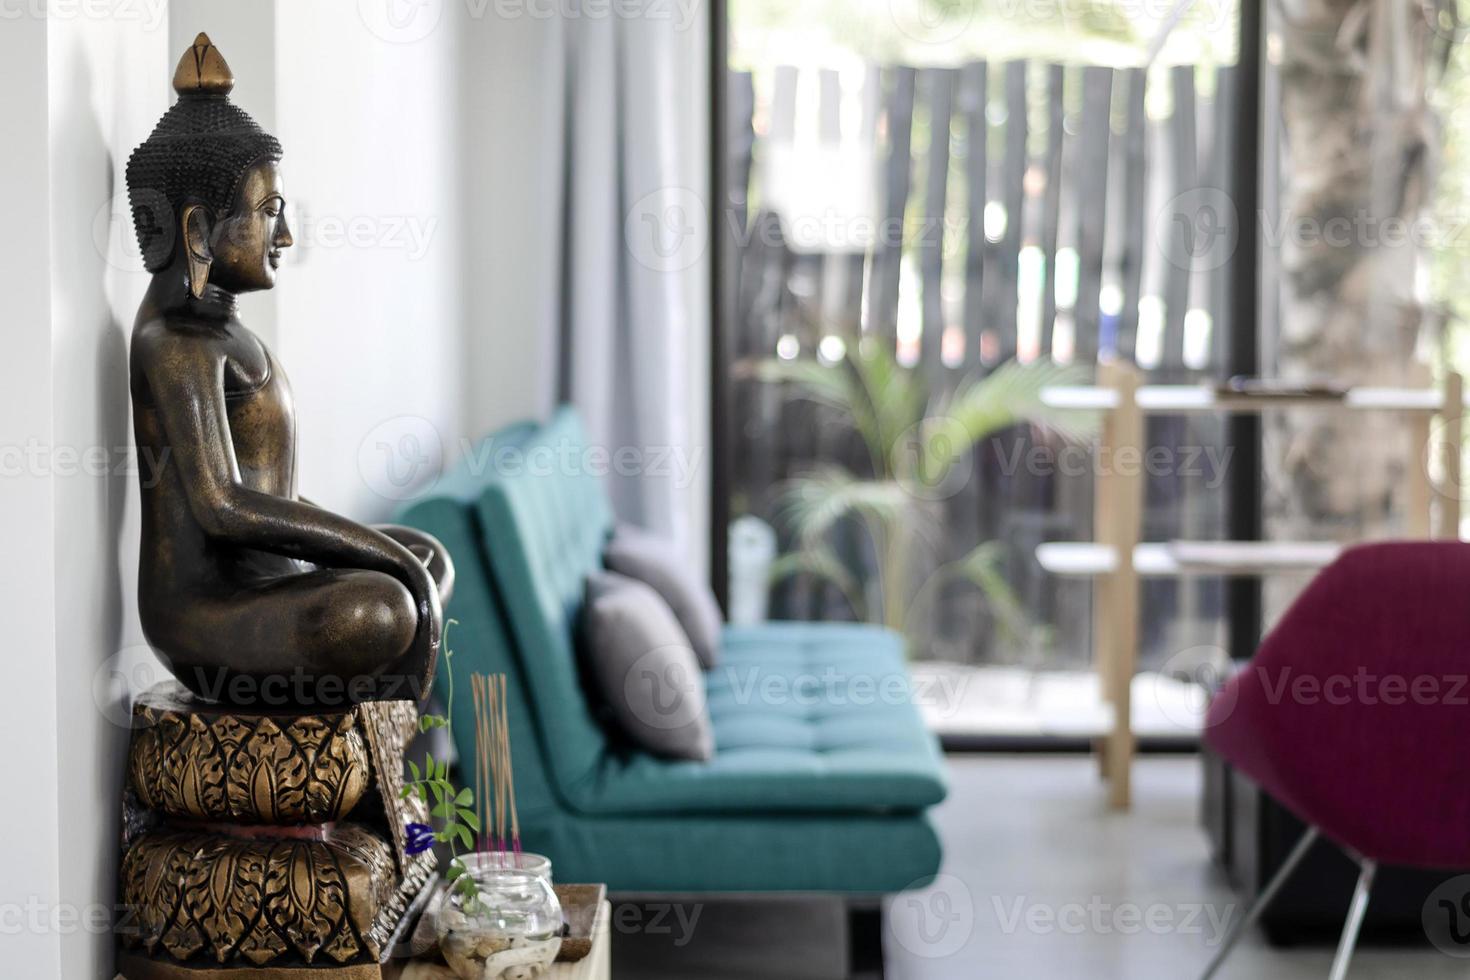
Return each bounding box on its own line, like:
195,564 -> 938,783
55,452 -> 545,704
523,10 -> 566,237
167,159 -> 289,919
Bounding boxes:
126,33 -> 292,299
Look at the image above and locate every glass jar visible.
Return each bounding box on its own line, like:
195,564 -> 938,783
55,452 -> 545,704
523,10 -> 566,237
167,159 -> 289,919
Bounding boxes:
435,867 -> 563,980
461,850 -> 552,881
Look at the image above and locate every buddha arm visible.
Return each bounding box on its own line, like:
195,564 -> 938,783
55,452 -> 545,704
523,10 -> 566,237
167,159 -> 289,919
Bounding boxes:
145,350 -> 426,583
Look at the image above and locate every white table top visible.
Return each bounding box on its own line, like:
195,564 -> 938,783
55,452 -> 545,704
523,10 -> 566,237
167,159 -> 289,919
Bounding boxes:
1040,384 -> 1447,414
1035,541 -> 1344,577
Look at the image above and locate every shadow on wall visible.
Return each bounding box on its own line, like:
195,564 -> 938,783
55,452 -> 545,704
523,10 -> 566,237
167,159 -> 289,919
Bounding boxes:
49,42 -> 136,980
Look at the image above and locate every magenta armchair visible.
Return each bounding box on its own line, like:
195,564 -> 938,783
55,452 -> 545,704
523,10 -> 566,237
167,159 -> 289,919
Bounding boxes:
1201,542 -> 1470,979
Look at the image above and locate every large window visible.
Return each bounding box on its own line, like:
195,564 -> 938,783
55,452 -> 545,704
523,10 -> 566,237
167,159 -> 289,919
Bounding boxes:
715,0 -> 1249,736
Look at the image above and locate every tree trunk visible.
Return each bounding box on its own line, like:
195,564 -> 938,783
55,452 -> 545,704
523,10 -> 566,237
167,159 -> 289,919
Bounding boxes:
1265,0 -> 1444,619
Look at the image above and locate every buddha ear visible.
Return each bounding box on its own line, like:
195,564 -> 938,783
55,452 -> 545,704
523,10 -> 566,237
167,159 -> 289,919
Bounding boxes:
181,204 -> 214,300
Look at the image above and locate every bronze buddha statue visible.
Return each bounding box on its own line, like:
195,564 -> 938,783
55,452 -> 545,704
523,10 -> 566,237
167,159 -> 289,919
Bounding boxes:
127,34 -> 453,708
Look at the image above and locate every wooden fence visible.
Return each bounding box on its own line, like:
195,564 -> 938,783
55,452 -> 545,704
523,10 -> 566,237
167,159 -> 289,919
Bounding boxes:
726,60 -> 1239,668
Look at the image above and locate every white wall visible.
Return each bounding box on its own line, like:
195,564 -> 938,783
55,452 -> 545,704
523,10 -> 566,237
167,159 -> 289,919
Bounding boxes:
0,13 -> 62,978
461,10 -> 566,434
273,2 -> 466,519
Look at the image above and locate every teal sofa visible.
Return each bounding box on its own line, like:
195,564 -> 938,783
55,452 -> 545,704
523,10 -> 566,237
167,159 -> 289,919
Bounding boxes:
397,409 -> 946,893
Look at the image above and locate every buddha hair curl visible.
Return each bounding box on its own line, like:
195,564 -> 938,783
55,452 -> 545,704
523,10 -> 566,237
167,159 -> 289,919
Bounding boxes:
124,34 -> 282,272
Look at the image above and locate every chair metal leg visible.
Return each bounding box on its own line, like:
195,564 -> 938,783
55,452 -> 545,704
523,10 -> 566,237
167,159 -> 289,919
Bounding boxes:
1327,860 -> 1376,980
1199,826 -> 1320,980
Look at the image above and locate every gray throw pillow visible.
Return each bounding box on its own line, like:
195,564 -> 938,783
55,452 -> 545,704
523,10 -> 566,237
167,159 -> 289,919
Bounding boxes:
583,572 -> 715,761
604,523 -> 723,669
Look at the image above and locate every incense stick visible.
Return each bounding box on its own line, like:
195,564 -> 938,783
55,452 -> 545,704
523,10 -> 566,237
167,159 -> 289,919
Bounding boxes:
470,675 -> 481,855
496,674 -> 509,862
466,672 -> 525,868
487,674 -> 497,857
470,674 -> 490,855
501,674 -> 522,861
486,672 -> 500,860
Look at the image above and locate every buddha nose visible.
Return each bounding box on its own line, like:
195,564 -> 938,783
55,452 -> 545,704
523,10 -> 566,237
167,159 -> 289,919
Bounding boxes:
275,213 -> 294,250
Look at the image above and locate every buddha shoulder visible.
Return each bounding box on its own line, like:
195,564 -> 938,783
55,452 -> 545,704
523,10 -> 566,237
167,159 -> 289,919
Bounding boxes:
131,318 -> 272,400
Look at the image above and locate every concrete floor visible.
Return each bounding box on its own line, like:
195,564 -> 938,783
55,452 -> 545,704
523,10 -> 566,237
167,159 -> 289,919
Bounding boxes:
614,756 -> 1467,978
885,755 -> 1464,979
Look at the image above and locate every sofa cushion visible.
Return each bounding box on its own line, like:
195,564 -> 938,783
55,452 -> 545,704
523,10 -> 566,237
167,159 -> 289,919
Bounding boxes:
605,523 -> 724,669
584,572 -> 714,761
556,622 -> 947,816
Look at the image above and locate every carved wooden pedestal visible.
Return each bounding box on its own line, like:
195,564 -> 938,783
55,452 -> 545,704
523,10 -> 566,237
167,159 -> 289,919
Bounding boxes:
117,684 -> 436,979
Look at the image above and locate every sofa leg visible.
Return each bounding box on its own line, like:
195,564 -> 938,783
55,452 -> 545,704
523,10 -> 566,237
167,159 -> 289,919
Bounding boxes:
847,902 -> 885,978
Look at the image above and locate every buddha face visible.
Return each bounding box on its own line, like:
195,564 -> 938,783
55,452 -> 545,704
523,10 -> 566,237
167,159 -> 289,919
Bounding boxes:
206,159 -> 294,293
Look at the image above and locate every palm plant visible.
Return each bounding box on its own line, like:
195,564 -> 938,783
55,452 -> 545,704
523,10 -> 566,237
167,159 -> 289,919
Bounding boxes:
759,340 -> 1095,654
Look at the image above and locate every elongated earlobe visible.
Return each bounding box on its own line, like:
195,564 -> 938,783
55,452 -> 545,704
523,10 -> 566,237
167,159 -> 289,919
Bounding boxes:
181,204 -> 214,299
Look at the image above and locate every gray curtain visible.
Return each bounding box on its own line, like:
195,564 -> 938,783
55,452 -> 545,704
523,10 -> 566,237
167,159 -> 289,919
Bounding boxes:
554,4 -> 705,549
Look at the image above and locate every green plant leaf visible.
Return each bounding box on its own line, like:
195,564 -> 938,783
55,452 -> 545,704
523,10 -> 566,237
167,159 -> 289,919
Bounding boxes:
455,788 -> 473,806
760,351 -> 1093,663
850,341 -> 927,473
768,546 -> 866,620
946,540 -> 1030,643
775,467 -> 913,549
756,352 -> 890,473
754,356 -> 863,416
459,810 -> 481,832
939,359 -> 1097,455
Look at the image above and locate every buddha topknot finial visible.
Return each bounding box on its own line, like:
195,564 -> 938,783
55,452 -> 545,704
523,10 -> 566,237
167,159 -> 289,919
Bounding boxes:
172,31 -> 234,97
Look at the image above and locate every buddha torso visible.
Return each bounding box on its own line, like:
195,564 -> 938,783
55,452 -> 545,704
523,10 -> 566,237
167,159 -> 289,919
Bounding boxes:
132,315 -> 306,596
